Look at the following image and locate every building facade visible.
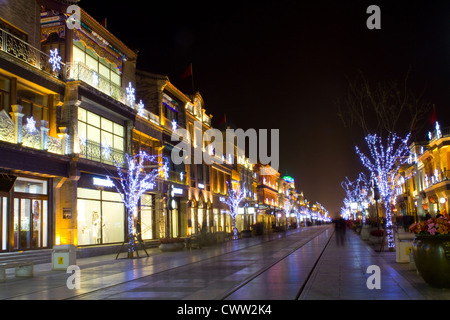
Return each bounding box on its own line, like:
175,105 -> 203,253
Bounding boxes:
0,0 -> 327,256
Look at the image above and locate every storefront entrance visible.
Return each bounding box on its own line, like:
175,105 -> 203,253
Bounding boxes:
13,198 -> 48,250
12,177 -> 49,251
0,194 -> 7,251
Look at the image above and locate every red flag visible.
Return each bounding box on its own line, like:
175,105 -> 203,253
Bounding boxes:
219,113 -> 226,125
181,64 -> 193,80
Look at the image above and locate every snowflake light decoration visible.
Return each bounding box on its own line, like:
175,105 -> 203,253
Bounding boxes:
171,120 -> 177,131
49,49 -> 62,72
126,82 -> 135,106
102,140 -> 111,159
137,100 -> 145,117
25,117 -> 37,133
79,136 -> 87,147
436,121 -> 442,139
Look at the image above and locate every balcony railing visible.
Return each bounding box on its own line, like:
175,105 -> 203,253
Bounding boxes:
79,137 -> 125,167
429,125 -> 450,141
138,109 -> 160,126
0,28 -> 64,79
0,107 -> 64,155
424,170 -> 450,190
65,62 -> 127,104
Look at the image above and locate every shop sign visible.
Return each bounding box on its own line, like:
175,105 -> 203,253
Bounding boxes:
172,187 -> 184,195
93,177 -> 114,188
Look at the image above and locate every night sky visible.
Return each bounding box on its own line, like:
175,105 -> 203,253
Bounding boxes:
79,0 -> 450,216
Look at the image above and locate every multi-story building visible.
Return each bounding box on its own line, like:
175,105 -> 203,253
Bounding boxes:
394,122 -> 450,222
0,0 -> 331,259
254,163 -> 280,231
0,0 -> 147,255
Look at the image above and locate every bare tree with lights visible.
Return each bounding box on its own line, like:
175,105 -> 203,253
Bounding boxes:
284,197 -> 295,229
356,133 -> 410,249
338,70 -> 431,250
338,70 -> 431,138
225,181 -> 247,240
341,172 -> 369,221
109,151 -> 168,258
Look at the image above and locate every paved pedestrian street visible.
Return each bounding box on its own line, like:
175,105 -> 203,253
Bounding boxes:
1,225 -> 450,302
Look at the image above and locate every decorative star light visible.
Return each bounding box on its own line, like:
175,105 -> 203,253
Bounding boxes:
79,136 -> 87,147
137,100 -> 145,117
428,131 -> 432,140
126,82 -> 135,106
25,117 -> 37,133
49,49 -> 62,72
102,140 -> 111,159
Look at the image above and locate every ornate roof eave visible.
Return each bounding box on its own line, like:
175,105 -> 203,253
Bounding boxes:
79,8 -> 137,61
37,0 -> 80,12
162,81 -> 191,104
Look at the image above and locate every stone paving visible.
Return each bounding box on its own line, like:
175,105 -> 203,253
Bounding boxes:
0,225 -> 449,300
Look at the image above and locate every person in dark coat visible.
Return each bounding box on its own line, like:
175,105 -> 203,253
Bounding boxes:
334,218 -> 346,246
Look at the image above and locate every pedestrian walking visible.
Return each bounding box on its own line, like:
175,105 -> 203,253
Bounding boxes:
334,218 -> 346,246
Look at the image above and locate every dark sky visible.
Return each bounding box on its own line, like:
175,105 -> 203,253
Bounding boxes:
79,0 -> 450,216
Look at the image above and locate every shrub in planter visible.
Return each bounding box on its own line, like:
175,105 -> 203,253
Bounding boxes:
158,237 -> 185,251
158,237 -> 185,244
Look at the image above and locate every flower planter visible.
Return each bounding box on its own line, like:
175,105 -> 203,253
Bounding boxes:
369,235 -> 384,245
412,235 -> 450,288
361,226 -> 375,241
158,242 -> 185,252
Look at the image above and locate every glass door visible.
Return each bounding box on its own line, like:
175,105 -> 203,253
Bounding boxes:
0,196 -> 7,251
14,198 -> 48,250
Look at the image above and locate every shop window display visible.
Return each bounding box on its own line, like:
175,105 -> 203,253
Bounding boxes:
77,188 -> 124,246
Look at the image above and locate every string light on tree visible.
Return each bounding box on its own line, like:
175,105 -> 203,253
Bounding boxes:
355,133 -> 410,249
341,173 -> 369,221
224,181 -> 247,240
108,151 -> 168,257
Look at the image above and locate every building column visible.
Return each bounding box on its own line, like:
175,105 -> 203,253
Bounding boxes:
9,104 -> 24,144
54,177 -> 78,246
40,120 -> 49,150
